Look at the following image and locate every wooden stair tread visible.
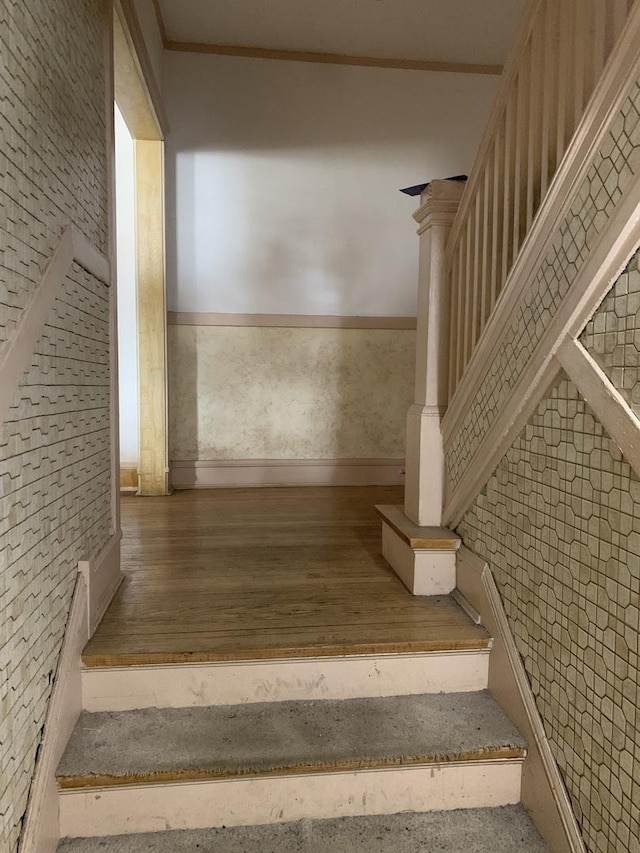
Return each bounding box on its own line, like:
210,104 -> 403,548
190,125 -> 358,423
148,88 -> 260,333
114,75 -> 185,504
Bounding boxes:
82,593 -> 491,666
376,505 -> 462,549
57,691 -> 525,789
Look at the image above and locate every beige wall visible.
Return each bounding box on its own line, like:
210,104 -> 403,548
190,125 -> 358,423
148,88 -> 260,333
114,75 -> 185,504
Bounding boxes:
169,325 -> 414,461
0,3 -> 111,850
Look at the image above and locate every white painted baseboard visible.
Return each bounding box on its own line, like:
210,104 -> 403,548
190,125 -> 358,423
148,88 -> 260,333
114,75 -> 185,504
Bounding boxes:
59,759 -> 523,838
81,649 -> 490,712
19,577 -> 89,853
78,531 -> 123,636
456,546 -> 586,853
171,459 -> 405,488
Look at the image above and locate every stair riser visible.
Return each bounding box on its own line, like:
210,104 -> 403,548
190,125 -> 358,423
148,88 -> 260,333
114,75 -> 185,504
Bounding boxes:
59,759 -> 523,837
81,651 -> 490,711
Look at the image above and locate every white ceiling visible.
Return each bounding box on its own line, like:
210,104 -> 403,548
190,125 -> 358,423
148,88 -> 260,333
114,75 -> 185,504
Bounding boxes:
158,0 -> 528,66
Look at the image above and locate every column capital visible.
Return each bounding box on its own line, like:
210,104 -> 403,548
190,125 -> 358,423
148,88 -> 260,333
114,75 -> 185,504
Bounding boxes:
413,179 -> 466,233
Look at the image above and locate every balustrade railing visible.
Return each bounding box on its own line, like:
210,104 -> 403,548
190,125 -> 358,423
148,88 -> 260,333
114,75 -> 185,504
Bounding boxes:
446,0 -> 635,402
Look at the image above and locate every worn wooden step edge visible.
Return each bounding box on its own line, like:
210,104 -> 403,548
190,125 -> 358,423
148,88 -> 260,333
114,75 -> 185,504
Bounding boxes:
57,746 -> 526,790
375,505 -> 462,550
81,635 -> 492,667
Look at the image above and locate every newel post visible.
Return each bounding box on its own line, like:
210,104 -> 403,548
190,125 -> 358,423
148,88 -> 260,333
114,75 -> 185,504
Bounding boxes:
404,179 -> 464,526
375,179 -> 464,596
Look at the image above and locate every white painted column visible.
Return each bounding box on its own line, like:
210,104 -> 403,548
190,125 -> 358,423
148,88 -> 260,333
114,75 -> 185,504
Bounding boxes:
404,179 -> 464,526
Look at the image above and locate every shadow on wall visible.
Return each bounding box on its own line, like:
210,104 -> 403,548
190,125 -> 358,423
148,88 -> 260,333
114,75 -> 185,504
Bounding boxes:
163,52 -> 500,317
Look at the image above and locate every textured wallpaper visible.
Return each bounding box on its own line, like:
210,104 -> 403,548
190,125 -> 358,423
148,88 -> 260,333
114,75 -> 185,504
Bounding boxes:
459,373 -> 640,853
0,2 -> 110,850
168,326 -> 415,461
459,247 -> 640,853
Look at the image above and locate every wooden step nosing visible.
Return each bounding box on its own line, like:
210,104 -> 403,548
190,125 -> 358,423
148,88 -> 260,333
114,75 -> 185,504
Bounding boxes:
375,505 -> 462,550
81,638 -> 492,667
80,647 -> 491,674
57,752 -> 527,791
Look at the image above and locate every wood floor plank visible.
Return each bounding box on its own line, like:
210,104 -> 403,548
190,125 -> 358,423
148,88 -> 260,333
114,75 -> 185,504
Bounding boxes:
84,487 -> 489,666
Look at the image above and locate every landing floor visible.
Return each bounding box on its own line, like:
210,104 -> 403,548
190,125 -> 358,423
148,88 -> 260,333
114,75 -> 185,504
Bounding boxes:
83,486 -> 488,666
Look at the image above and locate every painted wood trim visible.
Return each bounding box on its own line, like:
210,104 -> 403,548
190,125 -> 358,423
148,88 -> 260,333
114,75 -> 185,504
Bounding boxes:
167,312 -> 417,330
444,160 -> 640,527
78,532 -> 123,637
0,227 -> 110,428
150,0 -> 168,46
442,1 -> 640,444
445,0 -> 544,257
170,458 -> 406,488
136,139 -> 170,495
81,650 -> 490,712
456,546 -> 586,853
19,577 -> 89,853
557,338 -> 640,480
115,0 -> 168,136
106,0 -> 122,546
164,40 -> 503,75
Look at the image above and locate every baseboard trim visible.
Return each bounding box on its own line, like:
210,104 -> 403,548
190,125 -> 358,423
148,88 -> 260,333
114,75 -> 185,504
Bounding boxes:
170,459 -> 406,488
456,546 -> 586,853
19,576 -> 89,853
78,532 -> 123,636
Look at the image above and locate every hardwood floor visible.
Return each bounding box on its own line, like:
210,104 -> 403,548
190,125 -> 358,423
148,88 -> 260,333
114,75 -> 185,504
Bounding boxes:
83,486 -> 489,665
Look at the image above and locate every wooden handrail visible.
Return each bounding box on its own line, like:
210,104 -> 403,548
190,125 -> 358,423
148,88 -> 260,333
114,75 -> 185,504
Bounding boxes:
445,0 -> 635,403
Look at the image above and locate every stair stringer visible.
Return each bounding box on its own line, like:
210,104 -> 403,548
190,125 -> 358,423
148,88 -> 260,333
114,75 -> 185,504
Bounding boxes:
456,545 -> 586,853
20,532 -> 122,853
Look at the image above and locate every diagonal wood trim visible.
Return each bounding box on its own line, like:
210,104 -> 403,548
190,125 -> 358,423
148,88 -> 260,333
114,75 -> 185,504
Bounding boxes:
167,312 -> 417,330
19,576 -> 89,853
0,227 -> 110,428
443,0 -> 640,445
164,40 -> 503,76
455,546 -> 586,853
115,0 -> 168,138
557,338 -> 640,481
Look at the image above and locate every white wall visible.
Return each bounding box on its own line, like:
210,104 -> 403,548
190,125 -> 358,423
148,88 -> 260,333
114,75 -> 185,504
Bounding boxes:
115,105 -> 139,467
164,52 -> 500,316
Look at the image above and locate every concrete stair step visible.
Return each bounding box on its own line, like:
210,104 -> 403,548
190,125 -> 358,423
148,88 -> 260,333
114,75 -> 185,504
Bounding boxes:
56,691 -> 526,837
57,691 -> 525,788
57,806 -> 549,851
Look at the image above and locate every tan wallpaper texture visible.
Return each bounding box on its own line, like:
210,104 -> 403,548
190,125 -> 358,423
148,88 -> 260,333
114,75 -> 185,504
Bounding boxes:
0,3 -> 111,850
168,326 -> 415,461
459,249 -> 640,853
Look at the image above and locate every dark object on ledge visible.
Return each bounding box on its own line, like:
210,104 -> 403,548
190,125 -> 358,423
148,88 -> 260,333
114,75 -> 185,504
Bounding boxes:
399,175 -> 468,197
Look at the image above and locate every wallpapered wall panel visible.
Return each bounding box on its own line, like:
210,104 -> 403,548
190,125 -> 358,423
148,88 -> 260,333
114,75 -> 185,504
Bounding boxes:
0,2 -> 111,849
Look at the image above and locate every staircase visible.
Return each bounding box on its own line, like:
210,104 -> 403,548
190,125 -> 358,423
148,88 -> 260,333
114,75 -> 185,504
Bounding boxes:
51,521 -> 548,851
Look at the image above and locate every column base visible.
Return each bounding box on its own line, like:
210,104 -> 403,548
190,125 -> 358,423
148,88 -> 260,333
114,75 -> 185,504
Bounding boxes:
376,505 -> 460,596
